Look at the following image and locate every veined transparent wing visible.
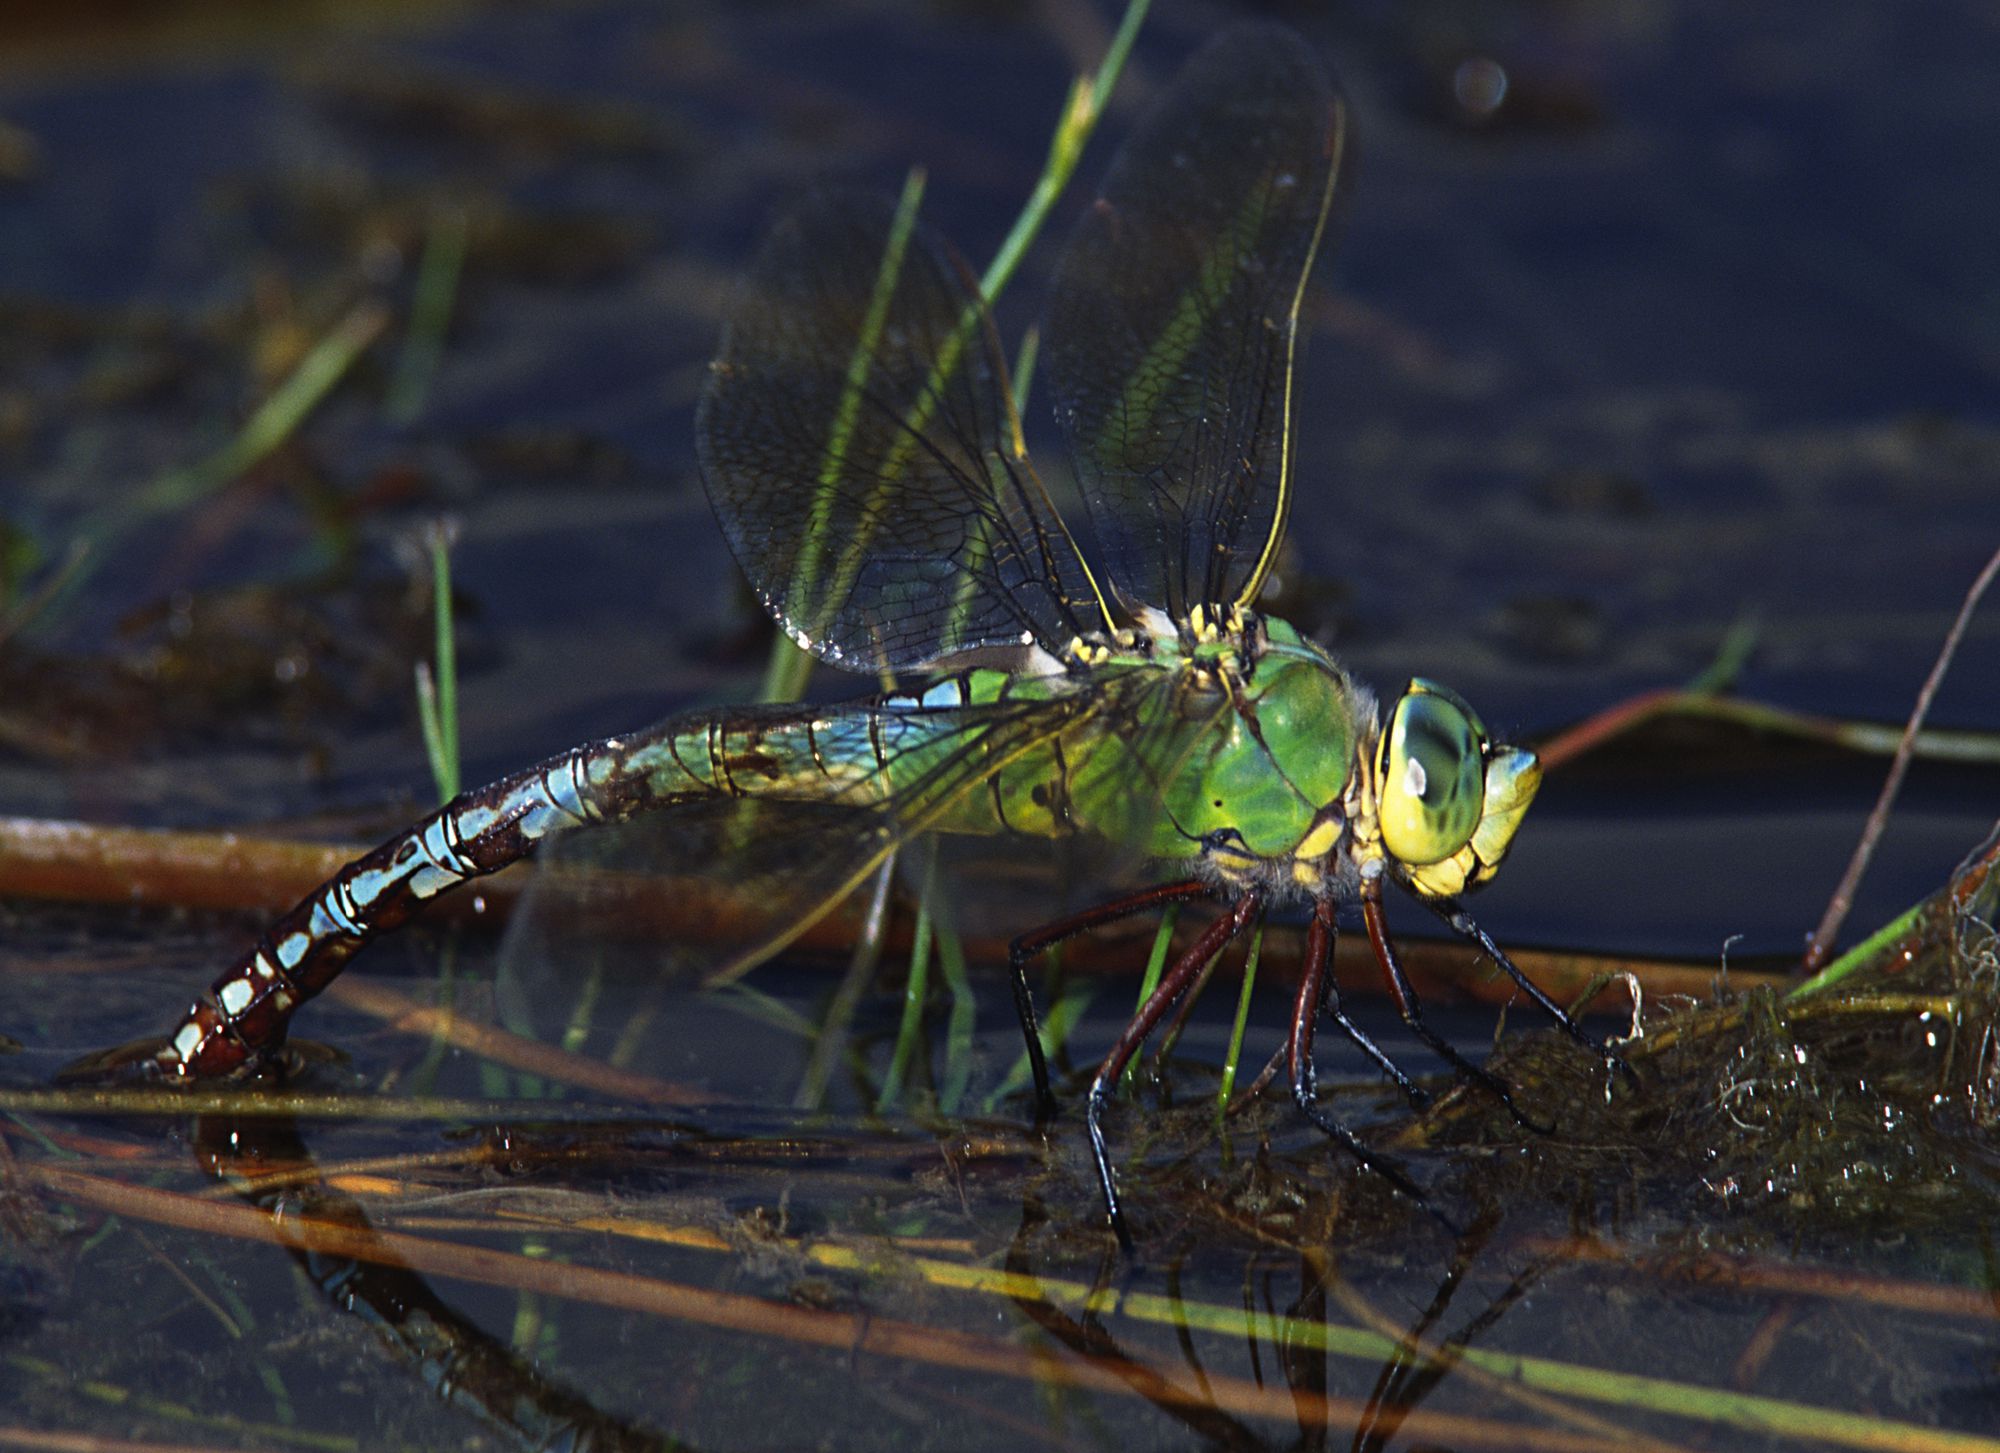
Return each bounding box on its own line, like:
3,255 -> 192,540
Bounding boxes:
499,665 -> 1234,1006
1047,24 -> 1344,622
696,191 -> 1110,676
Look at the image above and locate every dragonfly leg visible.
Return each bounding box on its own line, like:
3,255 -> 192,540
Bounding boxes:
1427,899 -> 1640,1090
1320,989 -> 1432,1110
1360,886 -> 1549,1132
1286,898 -> 1426,1204
1085,889 -> 1261,1255
1292,896 -> 1432,1108
1007,878 -> 1212,1120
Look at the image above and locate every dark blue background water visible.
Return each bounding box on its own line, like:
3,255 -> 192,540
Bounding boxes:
5,7 -> 2000,1450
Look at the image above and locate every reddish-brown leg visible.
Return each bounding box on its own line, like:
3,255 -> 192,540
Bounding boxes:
1084,890 -> 1261,1254
1006,878 -> 1214,1118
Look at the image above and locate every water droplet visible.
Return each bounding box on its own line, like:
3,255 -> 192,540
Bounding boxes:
1452,56 -> 1508,122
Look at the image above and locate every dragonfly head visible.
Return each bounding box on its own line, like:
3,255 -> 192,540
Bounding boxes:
1375,679 -> 1542,899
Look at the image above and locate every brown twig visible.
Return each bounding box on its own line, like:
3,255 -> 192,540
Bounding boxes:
1517,1234 -> 2000,1323
0,816 -> 1783,1014
1535,687 -> 2000,775
1803,542 -> 2000,971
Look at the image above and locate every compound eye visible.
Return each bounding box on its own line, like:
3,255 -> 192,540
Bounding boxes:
1378,683 -> 1485,867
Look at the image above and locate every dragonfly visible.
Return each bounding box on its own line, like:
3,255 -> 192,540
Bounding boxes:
108,24 -> 1614,1249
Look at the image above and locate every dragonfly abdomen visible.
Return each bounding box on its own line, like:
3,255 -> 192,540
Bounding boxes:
152,738 -> 673,1076
146,679 -> 1070,1078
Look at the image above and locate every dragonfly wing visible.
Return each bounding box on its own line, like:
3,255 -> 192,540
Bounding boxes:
502,679 -> 1115,999
697,191 -> 1109,676
1047,24 -> 1344,621
499,796 -> 910,1017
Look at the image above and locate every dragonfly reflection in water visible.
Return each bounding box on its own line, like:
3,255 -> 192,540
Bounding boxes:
109,24 -> 1619,1249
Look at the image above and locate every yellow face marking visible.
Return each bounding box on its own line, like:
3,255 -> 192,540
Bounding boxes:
1405,846 -> 1475,899
1345,743 -> 1382,854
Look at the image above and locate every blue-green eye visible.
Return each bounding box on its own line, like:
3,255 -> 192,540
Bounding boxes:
1378,681 -> 1486,867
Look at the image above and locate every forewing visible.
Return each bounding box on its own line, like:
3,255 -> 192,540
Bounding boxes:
697,191 -> 1107,676
1048,24 -> 1344,621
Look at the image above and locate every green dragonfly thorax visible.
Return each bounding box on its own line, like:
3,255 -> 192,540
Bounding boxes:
1136,610 -> 1365,881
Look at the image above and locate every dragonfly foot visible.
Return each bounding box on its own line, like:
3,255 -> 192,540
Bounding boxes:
1109,1213 -> 1138,1260
1290,1082 -> 1429,1207
1456,1061 -> 1556,1136
1084,1084 -> 1140,1258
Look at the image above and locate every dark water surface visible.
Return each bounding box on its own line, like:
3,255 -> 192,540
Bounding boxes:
3,2 -> 1998,1448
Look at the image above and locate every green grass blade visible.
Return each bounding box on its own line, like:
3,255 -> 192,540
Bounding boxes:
386,206 -> 468,424
936,905 -> 976,1115
762,166 -> 928,705
766,0 -> 1153,678
1217,922 -> 1264,1123
49,303 -> 388,626
796,856 -> 897,1111
879,854 -> 941,1111
976,0 -> 1151,308
1121,904 -> 1179,1091
986,974 -> 1094,1110
711,981 -> 820,1041
415,522 -> 462,804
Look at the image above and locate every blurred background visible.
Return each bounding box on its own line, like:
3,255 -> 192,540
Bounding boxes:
4,6 -> 1999,1447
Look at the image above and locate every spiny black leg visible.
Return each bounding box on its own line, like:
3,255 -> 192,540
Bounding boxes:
1324,1001 -> 1433,1112
1086,890 -> 1262,1255
1296,900 -> 1430,1108
1005,967 -> 1056,1123
1431,899 -> 1640,1090
1081,1084 -> 1129,1255
1007,879 -> 1212,1120
1286,899 -> 1428,1206
1362,888 -> 1550,1132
